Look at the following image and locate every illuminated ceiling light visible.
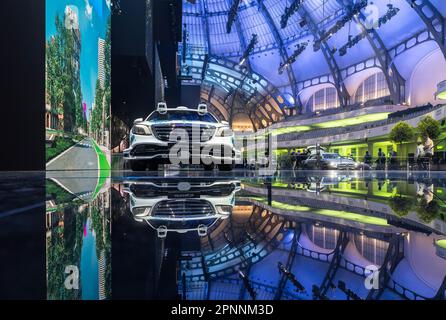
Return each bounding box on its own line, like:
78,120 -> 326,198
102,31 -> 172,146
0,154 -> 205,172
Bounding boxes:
278,41 -> 308,74
313,0 -> 368,51
227,0 -> 242,33
338,4 -> 400,56
280,0 -> 303,29
239,34 -> 258,65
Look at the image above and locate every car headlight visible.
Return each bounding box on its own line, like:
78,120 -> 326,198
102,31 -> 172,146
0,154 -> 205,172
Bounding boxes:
329,162 -> 337,167
216,205 -> 232,215
216,127 -> 233,137
132,206 -> 152,217
131,124 -> 152,136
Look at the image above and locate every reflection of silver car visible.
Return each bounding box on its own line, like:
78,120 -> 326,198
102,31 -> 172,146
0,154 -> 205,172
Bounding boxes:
123,179 -> 241,238
304,175 -> 352,192
303,153 -> 364,170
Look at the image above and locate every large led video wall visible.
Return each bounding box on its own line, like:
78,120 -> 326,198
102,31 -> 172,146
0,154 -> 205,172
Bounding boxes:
45,0 -> 111,171
45,0 -> 111,300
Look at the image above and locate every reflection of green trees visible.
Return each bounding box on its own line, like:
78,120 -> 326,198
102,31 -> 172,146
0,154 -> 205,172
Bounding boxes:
389,195 -> 415,217
416,198 -> 440,223
90,207 -> 104,258
47,207 -> 85,300
46,14 -> 86,132
46,179 -> 74,204
47,194 -> 112,300
90,196 -> 112,299
104,217 -> 111,300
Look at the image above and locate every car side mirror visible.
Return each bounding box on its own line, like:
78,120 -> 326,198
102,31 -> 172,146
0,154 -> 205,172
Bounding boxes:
221,120 -> 229,125
133,118 -> 143,125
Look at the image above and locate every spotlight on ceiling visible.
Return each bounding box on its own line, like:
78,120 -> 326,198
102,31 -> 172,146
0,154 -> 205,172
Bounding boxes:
182,23 -> 189,63
280,0 -> 303,29
227,0 -> 242,33
313,0 -> 368,51
239,34 -> 258,65
278,41 -> 308,75
338,4 -> 400,56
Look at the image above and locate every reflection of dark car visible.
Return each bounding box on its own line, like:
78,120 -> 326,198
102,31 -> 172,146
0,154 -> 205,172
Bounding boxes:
302,153 -> 370,170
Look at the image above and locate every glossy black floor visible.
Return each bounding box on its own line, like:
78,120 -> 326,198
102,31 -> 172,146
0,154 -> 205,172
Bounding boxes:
1,169 -> 446,300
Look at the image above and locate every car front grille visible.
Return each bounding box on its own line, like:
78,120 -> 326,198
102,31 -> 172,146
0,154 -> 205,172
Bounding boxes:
130,182 -> 236,197
337,163 -> 356,169
152,124 -> 216,142
130,144 -> 170,157
152,199 -> 215,216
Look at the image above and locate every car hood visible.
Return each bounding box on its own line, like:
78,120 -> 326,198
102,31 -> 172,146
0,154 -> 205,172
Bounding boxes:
140,120 -> 226,128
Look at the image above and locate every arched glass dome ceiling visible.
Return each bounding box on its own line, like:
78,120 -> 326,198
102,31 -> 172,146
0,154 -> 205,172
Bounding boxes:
182,0 -> 446,120
184,55 -> 291,129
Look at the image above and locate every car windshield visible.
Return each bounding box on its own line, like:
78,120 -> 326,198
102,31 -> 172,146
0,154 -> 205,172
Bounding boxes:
323,154 -> 341,159
147,110 -> 218,123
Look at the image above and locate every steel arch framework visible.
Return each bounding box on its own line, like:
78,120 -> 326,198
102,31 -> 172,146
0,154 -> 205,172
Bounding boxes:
255,0 -> 300,111
337,0 -> 406,104
406,0 -> 446,59
184,54 -> 293,129
296,4 -> 351,108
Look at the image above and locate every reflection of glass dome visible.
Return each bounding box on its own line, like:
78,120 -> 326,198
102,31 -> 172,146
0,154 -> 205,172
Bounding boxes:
178,178 -> 446,301
179,210 -> 446,300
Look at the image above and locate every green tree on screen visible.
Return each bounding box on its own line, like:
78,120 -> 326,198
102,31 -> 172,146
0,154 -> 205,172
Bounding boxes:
46,14 -> 83,133
417,116 -> 441,140
389,121 -> 415,147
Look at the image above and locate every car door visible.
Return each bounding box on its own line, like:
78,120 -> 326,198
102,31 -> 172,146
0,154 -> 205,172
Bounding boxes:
305,155 -> 317,168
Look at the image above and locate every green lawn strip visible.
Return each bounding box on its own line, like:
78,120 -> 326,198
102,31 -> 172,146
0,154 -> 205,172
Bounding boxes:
46,136 -> 76,162
91,138 -> 111,199
91,138 -> 111,170
248,196 -> 389,226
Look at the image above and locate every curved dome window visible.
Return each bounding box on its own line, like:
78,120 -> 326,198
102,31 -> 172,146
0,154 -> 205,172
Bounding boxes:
354,234 -> 389,266
305,87 -> 339,113
308,225 -> 339,250
354,72 -> 390,104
